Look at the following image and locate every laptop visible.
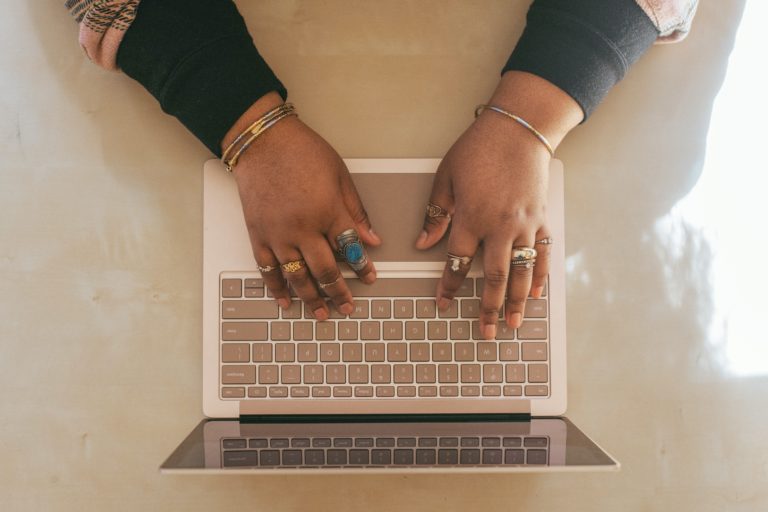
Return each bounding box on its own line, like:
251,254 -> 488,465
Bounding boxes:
160,158 -> 618,473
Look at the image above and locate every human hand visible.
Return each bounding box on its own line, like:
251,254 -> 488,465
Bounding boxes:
415,72 -> 582,339
224,94 -> 381,320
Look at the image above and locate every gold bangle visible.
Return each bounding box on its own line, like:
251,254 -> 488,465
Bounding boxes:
474,104 -> 554,157
222,103 -> 297,172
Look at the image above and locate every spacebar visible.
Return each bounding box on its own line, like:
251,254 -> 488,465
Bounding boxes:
346,278 -> 439,297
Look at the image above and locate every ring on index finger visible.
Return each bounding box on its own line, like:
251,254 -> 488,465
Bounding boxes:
447,253 -> 473,272
426,202 -> 451,221
336,229 -> 368,272
511,247 -> 537,269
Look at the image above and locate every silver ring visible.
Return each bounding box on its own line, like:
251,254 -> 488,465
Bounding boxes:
511,247 -> 537,262
447,253 -> 472,272
318,274 -> 342,289
511,258 -> 536,269
535,237 -> 554,245
336,229 -> 368,272
257,264 -> 278,273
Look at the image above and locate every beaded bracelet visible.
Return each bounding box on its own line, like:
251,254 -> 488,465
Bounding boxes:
474,104 -> 554,157
222,103 -> 297,172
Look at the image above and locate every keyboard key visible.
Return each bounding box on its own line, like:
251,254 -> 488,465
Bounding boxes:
439,437 -> 459,447
454,342 -> 474,361
418,385 -> 438,397
524,437 -> 549,447
360,321 -> 380,340
260,450 -> 280,466
221,300 -> 278,319
438,448 -> 459,464
405,321 -> 425,340
428,321 -> 448,340
394,300 -> 414,319
347,278 -> 439,297
297,343 -> 318,362
528,363 -> 549,383
223,438 -> 247,450
505,449 -> 525,465
305,449 -> 325,465
244,278 -> 263,288
438,364 -> 458,383
350,300 -> 369,319
270,322 -> 290,341
316,322 -> 336,341
483,364 -> 503,383
244,287 -> 263,298
505,364 -> 525,383
333,386 -> 352,397
471,321 -> 483,340
349,449 -> 370,465
371,364 -> 391,384
456,278 -> 474,297
376,438 -> 395,447
334,438 -> 353,447
258,365 -> 279,384
439,385 -> 459,396
499,342 -> 519,361
270,438 -> 290,448
327,449 -> 348,465
376,385 -> 395,397
355,438 -> 374,447
524,299 -> 547,318
398,437 -> 416,447
525,385 -> 549,396
349,364 -> 369,384
460,437 -> 480,447
482,385 -> 501,396
282,300 -> 302,319
303,365 -> 324,384
521,342 -> 548,361
222,322 -> 268,341
476,342 -> 497,361
397,385 -> 416,397
450,321 -> 471,340
460,449 -> 480,464
482,449 -> 503,464
394,449 -> 414,465
365,343 -> 385,362
518,321 -> 547,340
503,385 -> 522,396
460,364 -> 481,383
416,299 -> 436,318
371,300 -> 391,319
527,449 -> 548,464
281,365 -> 301,384
268,386 -> 289,398
274,343 -> 295,362
410,343 -> 430,362
320,343 -> 341,362
290,386 -> 309,397
461,299 -> 480,318
249,438 -> 268,448
282,450 -> 302,466
496,322 -> 515,340
438,299 -> 458,319
482,437 -> 501,447
221,279 -> 242,298
432,343 -> 452,362
393,364 -> 414,383
293,322 -> 313,342
354,385 -> 373,397
382,321 -> 403,341
223,450 -> 257,467
313,438 -> 332,447
338,322 -> 358,341
326,364 -> 346,384
387,343 -> 408,362
247,386 -> 267,398
221,343 -> 250,363
503,437 -> 522,447
371,449 -> 392,465
312,386 -> 331,397
342,343 -> 363,362
461,385 -> 480,396
222,365 -> 255,384
416,449 -> 437,465
416,364 -> 436,383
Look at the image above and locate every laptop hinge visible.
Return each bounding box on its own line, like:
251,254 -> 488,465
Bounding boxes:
239,413 -> 532,424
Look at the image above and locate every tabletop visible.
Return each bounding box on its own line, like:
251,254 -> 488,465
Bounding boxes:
2,1 -> 767,511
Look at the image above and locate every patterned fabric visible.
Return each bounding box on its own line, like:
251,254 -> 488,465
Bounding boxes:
66,0 -> 140,70
634,0 -> 699,42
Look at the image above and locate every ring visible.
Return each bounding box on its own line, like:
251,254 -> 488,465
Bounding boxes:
257,264 -> 278,273
280,259 -> 306,273
336,229 -> 368,272
318,274 -> 342,289
511,247 -> 537,262
535,237 -> 554,245
426,203 -> 451,221
447,253 -> 472,272
511,258 -> 536,269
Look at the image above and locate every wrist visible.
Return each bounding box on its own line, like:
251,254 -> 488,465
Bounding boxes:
221,91 -> 286,154
483,71 -> 583,150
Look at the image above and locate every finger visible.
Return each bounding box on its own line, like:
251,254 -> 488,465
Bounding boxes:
479,238 -> 513,340
340,170 -> 382,246
254,245 -> 291,309
505,239 -> 536,330
531,230 -> 552,299
273,247 -> 329,321
300,236 -> 354,316
415,166 -> 453,250
328,219 -> 377,285
436,221 -> 479,307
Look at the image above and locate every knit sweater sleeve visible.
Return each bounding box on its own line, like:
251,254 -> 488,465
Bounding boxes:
503,0 -> 662,121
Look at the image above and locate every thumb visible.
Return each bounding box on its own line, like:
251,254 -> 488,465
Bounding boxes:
340,171 -> 382,246
415,168 -> 453,250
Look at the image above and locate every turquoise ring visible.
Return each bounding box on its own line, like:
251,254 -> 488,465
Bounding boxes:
336,229 -> 368,272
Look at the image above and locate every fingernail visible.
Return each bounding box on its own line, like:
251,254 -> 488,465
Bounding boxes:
509,312 -> 522,329
532,286 -> 544,299
340,302 -> 353,315
313,307 -> 328,321
278,298 -> 291,309
438,297 -> 451,310
483,323 -> 497,340
368,228 -> 381,244
362,272 -> 376,285
416,230 -> 428,247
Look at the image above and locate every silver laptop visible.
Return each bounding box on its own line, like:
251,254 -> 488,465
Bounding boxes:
160,158 -> 618,473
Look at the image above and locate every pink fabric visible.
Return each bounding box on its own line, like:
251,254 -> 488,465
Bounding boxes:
634,0 -> 699,42
67,0 -> 140,71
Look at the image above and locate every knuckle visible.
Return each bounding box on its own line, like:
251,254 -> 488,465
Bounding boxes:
512,264 -> 534,277
484,269 -> 509,288
314,266 -> 341,285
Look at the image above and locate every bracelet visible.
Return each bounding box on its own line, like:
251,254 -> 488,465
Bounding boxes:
474,104 -> 554,157
222,103 -> 297,172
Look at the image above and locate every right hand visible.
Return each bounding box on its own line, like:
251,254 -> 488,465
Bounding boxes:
225,98 -> 380,320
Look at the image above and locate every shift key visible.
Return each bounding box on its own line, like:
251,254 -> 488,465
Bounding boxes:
222,300 -> 279,319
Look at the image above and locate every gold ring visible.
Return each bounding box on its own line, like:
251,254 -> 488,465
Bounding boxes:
318,274 -> 342,289
535,237 -> 554,245
426,203 -> 451,220
511,258 -> 537,269
446,253 -> 472,272
257,264 -> 278,273
280,259 -> 306,273
511,247 -> 537,262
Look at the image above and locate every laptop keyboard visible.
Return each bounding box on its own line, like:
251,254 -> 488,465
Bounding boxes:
220,435 -> 549,468
220,275 -> 550,400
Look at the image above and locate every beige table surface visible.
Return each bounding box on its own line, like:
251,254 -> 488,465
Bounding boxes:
2,1 -> 767,510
